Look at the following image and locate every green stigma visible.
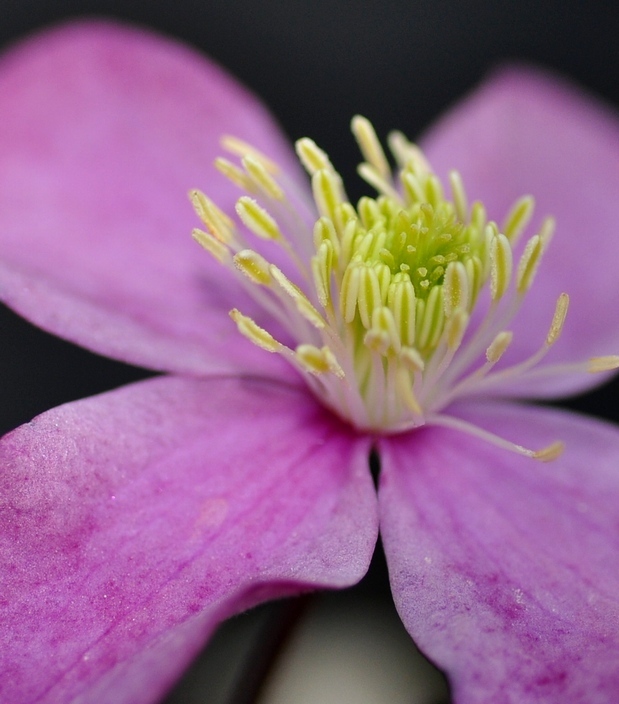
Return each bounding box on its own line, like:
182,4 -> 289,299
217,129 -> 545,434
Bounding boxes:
190,117 -> 619,459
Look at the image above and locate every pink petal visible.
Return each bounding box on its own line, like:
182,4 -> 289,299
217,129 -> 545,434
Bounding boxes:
0,21 -> 305,380
421,67 -> 619,398
0,375 -> 377,704
379,401 -> 619,703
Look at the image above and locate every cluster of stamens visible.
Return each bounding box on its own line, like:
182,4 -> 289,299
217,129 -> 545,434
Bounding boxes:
190,117 -> 619,461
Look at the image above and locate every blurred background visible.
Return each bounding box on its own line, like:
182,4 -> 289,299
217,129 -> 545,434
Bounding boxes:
2,1 -> 619,702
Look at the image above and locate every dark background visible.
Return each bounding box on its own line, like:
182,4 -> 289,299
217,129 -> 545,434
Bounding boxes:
1,2 -> 619,702
1,0 -> 619,433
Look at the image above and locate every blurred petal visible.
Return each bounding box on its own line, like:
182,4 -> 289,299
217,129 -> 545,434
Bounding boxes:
0,21 -> 305,380
0,375 -> 376,704
422,67 -> 619,397
379,401 -> 619,703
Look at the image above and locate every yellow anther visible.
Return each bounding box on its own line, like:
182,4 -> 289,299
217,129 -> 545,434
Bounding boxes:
532,441 -> 565,462
486,331 -> 513,364
516,234 -> 544,294
357,163 -> 401,200
312,169 -> 343,221
424,174 -> 444,209
356,265 -> 384,329
340,262 -> 361,323
313,216 -> 340,253
387,131 -> 431,173
311,240 -> 334,308
395,366 -> 423,415
387,274 -> 416,347
401,171 -> 426,205
351,115 -> 391,180
538,216 -> 556,247
230,309 -> 280,353
296,344 -> 344,377
233,249 -> 272,285
416,285 -> 444,352
445,309 -> 468,350
502,195 -> 535,245
366,306 -> 401,355
191,228 -> 231,264
449,170 -> 468,222
588,356 -> 619,373
490,233 -> 513,301
470,201 -> 487,232
189,189 -> 235,242
269,266 -> 325,329
399,346 -> 425,372
215,157 -> 254,191
242,155 -> 284,200
443,261 -> 469,317
546,293 -> 569,346
221,135 -> 280,174
236,196 -> 282,241
295,138 -> 335,175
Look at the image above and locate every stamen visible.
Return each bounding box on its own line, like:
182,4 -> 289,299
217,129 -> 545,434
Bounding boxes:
215,157 -> 255,192
242,155 -> 285,200
233,249 -> 272,285
449,170 -> 468,222
490,233 -> 513,301
486,331 -> 513,364
589,356 -> 619,373
221,136 -> 281,174
502,195 -> 534,245
193,117 -> 616,460
516,234 -> 544,294
351,115 -> 391,180
296,138 -> 335,175
190,189 -> 237,244
546,293 -> 569,346
192,228 -> 231,264
426,413 -> 564,462
230,309 -> 282,353
236,197 -> 283,241
296,344 -> 344,377
270,265 -> 326,329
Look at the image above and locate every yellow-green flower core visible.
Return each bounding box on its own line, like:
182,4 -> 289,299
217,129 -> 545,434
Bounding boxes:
191,117 -> 619,460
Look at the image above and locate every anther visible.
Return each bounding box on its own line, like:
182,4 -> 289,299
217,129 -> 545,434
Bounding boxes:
230,309 -> 281,352
589,356 -> 619,373
502,195 -> 534,245
351,115 -> 391,180
192,228 -> 231,264
236,197 -> 283,241
242,155 -> 284,200
490,233 -> 513,301
215,158 -> 254,192
221,136 -> 280,174
449,170 -> 468,222
296,344 -> 344,377
546,293 -> 569,346
296,138 -> 335,174
233,249 -> 272,285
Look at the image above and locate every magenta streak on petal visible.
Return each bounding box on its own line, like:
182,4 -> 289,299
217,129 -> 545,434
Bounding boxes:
421,67 -> 619,399
379,400 -> 619,703
0,375 -> 377,704
0,21 -> 307,381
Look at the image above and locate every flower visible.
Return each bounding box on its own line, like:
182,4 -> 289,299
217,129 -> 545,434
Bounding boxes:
2,18 -> 619,704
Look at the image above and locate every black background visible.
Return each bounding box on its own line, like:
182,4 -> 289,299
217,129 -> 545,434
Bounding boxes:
1,2 -> 619,701
1,0 -> 619,431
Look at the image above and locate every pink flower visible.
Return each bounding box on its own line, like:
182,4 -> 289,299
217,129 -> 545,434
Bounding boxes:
2,19 -> 619,704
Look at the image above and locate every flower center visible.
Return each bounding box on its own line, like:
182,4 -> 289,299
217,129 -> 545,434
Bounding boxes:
190,117 -> 618,459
